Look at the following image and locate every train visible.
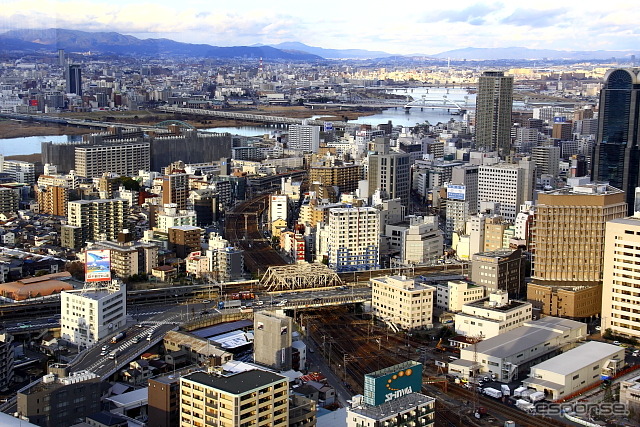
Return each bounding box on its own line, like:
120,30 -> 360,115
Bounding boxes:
231,291 -> 255,300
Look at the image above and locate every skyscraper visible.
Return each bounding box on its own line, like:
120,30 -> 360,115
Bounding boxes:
67,64 -> 82,95
592,68 -> 640,214
367,137 -> 410,207
475,71 -> 514,158
287,122 -> 320,152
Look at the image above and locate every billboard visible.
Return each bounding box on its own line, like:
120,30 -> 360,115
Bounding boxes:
324,122 -> 333,132
553,116 -> 567,123
85,250 -> 112,282
364,361 -> 423,406
447,184 -> 466,201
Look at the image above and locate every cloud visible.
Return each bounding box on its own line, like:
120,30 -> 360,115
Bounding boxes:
423,3 -> 503,25
501,8 -> 568,27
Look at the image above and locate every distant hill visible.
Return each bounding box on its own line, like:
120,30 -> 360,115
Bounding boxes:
432,46 -> 640,61
266,41 -> 393,59
0,28 -> 323,61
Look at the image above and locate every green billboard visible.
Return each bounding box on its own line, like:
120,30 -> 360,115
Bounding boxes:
363,361 -> 423,406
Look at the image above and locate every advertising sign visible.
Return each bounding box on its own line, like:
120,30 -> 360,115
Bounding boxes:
324,122 -> 333,132
447,184 -> 466,201
85,250 -> 112,282
364,361 -> 423,406
554,116 -> 567,123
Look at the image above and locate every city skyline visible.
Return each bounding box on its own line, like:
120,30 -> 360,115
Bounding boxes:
1,0 -> 639,56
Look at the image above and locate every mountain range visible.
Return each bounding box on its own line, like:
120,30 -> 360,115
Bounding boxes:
1,28 -> 639,61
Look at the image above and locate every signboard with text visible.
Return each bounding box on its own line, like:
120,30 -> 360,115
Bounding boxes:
447,184 -> 466,201
364,361 -> 423,406
85,250 -> 112,282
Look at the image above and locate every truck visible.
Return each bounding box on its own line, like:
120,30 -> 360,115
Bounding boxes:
218,300 -> 242,309
483,387 -> 503,399
520,389 -> 535,401
513,386 -> 527,398
500,384 -> 511,396
515,399 -> 535,413
110,331 -> 126,344
528,391 -> 545,403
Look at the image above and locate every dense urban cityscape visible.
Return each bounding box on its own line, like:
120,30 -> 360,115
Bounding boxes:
1,21 -> 640,427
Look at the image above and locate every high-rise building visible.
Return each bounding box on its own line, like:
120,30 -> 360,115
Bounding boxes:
67,64 -> 82,95
36,185 -> 69,216
477,162 -> 533,221
475,71 -> 514,158
367,138 -> 411,207
254,311 -> 292,370
75,142 -> 150,179
0,187 -> 19,215
168,225 -> 202,258
309,163 -> 362,194
528,183 -> 626,319
162,173 -> 189,210
180,370 -> 289,427
602,214 -> 640,340
531,145 -> 561,179
0,156 -> 36,183
288,123 -> 320,152
327,206 -> 380,272
592,68 -> 640,214
0,330 -> 14,391
66,199 -> 130,247
60,282 -> 126,348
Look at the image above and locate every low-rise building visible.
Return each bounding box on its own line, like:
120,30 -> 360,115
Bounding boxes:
454,291 -> 533,339
620,374 -> 640,415
371,275 -> 435,330
434,280 -> 486,312
347,393 -> 435,427
523,341 -> 625,400
88,235 -> 158,279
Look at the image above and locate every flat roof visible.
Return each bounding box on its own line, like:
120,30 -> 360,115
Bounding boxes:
183,370 -> 286,395
348,393 -> 434,420
105,387 -> 148,407
471,317 -> 585,359
530,341 -> 623,376
464,298 -> 529,312
191,319 -> 253,338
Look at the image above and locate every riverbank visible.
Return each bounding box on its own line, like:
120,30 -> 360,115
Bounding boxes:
0,106 -> 380,139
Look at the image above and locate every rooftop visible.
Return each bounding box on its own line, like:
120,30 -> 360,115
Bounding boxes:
463,298 -> 530,313
529,341 -> 623,376
348,393 -> 434,421
183,369 -> 286,395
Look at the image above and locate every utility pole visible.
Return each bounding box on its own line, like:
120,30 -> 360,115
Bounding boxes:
470,334 -> 484,417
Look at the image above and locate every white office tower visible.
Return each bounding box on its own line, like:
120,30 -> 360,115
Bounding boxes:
287,121 -> 320,152
327,206 -> 380,272
478,161 -> 534,221
402,216 -> 443,265
60,281 -> 126,349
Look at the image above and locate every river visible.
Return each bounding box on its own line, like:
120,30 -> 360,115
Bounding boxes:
0,87 -> 473,156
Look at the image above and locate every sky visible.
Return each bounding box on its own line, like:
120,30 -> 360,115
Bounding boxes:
1,0 -> 639,55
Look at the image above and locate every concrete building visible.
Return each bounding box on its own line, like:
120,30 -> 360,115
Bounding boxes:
0,330 -> 14,391
168,225 -> 202,259
620,374 -> 640,414
254,311 -> 293,370
36,185 -> 68,216
162,173 -> 189,210
17,369 -> 109,427
309,163 -> 362,195
155,204 -> 197,233
288,122 -> 320,152
450,164 -> 479,213
66,199 -> 130,248
347,393 -> 435,427
88,235 -> 158,279
471,248 -> 526,298
75,142 -> 150,179
454,290 -> 533,339
367,137 -> 411,207
523,341 -> 625,400
531,145 -> 561,179
0,158 -> 35,184
0,187 -> 19,214
327,206 -> 380,272
434,280 -> 486,312
529,183 -> 627,319
385,215 -> 442,265
475,71 -> 514,158
180,370 -> 289,427
448,317 -> 586,382
602,214 -> 640,339
371,275 -> 435,330
60,281 -> 126,349
270,194 -> 289,235
478,162 -> 533,221
148,373 -> 181,427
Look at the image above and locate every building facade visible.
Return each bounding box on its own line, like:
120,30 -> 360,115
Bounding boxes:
475,71 -> 514,158
471,248 -> 526,298
478,163 -> 532,221
371,275 -> 435,330
75,142 -> 150,179
66,199 -> 130,247
254,312 -> 293,370
327,207 -> 380,272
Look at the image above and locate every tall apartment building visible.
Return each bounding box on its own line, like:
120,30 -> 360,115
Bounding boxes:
288,122 -> 320,152
168,225 -> 202,258
478,162 -> 534,221
475,71 -> 514,158
327,207 -> 380,272
75,142 -> 150,179
367,138 -> 411,207
36,185 -> 68,216
592,68 -> 640,214
528,183 -> 627,319
471,248 -> 526,297
66,199 -> 130,247
269,194 -> 289,234
254,312 -> 292,370
0,330 -> 14,391
309,163 -> 362,194
180,370 -> 289,427
0,157 -> 36,183
60,281 -> 126,349
162,173 -> 189,210
0,187 -> 19,214
531,145 -> 561,179
602,214 -> 640,340
371,275 -> 435,330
